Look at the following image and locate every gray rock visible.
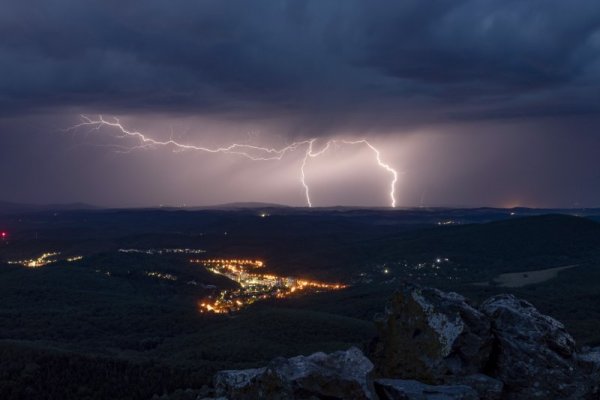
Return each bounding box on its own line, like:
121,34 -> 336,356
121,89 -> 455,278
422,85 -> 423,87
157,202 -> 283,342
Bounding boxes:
151,387 -> 214,400
214,347 -> 375,399
480,294 -> 587,400
214,367 -> 264,395
448,374 -> 503,400
208,285 -> 600,399
370,282 -> 493,382
577,347 -> 600,399
197,398 -> 227,400
578,346 -> 600,372
374,379 -> 478,400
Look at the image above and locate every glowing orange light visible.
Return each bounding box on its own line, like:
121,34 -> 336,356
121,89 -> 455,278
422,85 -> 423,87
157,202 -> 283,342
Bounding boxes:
193,258 -> 347,314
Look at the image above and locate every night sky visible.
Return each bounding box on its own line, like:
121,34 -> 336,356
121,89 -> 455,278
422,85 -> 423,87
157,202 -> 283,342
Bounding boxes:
1,1 -> 600,208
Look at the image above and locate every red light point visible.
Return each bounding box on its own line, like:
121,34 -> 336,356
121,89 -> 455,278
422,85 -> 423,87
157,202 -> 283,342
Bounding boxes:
1,232 -> 7,239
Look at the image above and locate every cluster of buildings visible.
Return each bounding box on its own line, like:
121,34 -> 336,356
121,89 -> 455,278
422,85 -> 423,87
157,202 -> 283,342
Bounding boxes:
7,252 -> 84,268
7,252 -> 60,268
192,258 -> 345,314
119,248 -> 206,255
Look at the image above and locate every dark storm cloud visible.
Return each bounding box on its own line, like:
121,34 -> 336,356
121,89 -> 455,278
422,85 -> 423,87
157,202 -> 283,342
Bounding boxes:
2,0 -> 600,125
2,0 -> 600,208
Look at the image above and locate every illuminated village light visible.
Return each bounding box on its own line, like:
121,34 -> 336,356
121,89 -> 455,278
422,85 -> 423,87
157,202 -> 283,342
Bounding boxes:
7,253 -> 83,268
192,259 -> 346,314
8,252 -> 61,268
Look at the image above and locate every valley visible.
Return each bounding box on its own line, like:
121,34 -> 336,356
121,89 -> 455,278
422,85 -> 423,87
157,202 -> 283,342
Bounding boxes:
1,206 -> 600,398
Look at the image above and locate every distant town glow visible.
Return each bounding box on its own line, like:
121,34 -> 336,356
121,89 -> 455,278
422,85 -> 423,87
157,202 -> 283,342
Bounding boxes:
6,252 -> 84,268
7,252 -> 60,268
191,258 -> 346,314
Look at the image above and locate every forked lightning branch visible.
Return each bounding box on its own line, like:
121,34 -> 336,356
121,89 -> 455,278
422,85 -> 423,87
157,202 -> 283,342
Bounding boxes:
69,115 -> 398,207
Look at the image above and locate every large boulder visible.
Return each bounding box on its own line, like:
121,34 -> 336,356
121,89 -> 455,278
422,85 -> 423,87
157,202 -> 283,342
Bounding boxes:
449,374 -> 503,400
578,347 -> 600,398
480,294 -> 588,399
207,285 -> 600,399
370,282 -> 493,382
374,379 -> 478,400
213,347 -> 375,399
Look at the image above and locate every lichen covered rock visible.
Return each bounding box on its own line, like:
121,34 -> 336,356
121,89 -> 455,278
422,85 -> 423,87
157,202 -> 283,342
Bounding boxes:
209,284 -> 600,400
480,294 -> 588,400
374,378 -> 478,400
369,282 -> 493,382
449,374 -> 503,400
214,347 -> 375,399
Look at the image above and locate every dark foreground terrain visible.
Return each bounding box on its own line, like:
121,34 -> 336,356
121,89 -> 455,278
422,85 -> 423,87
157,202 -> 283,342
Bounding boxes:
1,205 -> 600,399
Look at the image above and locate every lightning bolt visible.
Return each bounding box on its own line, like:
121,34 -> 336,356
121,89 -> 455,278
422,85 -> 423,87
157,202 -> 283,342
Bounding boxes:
68,115 -> 398,208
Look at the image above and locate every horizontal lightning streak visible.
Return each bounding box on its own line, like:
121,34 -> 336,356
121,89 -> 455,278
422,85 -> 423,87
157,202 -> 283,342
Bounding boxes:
68,115 -> 398,207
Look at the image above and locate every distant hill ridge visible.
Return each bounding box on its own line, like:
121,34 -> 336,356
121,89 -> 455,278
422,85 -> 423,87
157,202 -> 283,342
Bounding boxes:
368,213 -> 600,274
0,201 -> 97,214
202,202 -> 291,209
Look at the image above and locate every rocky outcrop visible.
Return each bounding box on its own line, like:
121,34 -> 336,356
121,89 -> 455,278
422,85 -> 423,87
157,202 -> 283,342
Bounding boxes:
449,374 -> 503,400
369,282 -> 600,399
213,347 -> 375,399
579,346 -> 600,374
369,282 -> 492,382
204,282 -> 600,400
578,346 -> 600,398
481,294 -> 589,399
374,379 -> 478,400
